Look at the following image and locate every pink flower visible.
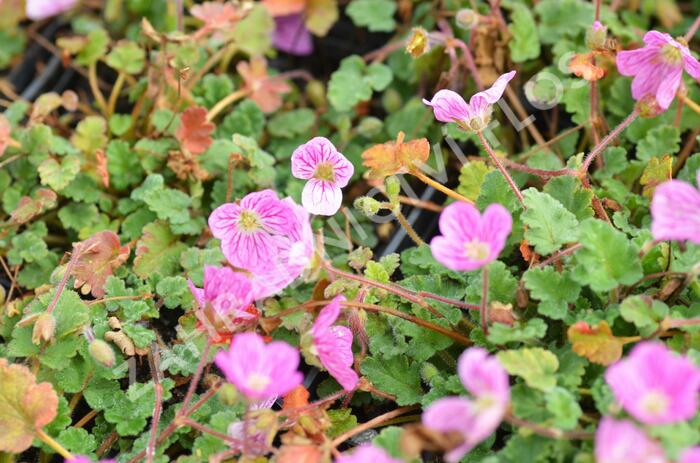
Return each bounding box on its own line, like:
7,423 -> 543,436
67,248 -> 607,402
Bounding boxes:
594,417 -> 666,463
423,71 -> 516,131
334,445 -> 403,463
188,266 -> 254,317
227,397 -> 276,455
422,348 -> 510,462
311,295 -> 358,391
605,341 -> 700,425
430,202 -> 512,272
209,190 -> 296,272
273,14 -> 313,56
215,332 -> 302,401
681,447 -> 700,463
291,137 -> 354,216
26,0 -> 77,20
650,171 -> 700,244
617,31 -> 700,110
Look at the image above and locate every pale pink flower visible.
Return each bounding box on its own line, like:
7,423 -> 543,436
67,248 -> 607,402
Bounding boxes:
188,266 -> 254,318
423,71 -> 516,131
209,190 -> 296,272
248,197 -> 315,300
681,447 -> 700,463
430,202 -> 512,272
594,417 -> 666,463
311,295 -> 358,391
617,31 -> 700,110
227,397 -> 276,455
422,348 -> 509,462
291,137 -> 354,216
335,445 -> 403,463
215,332 -> 302,401
605,342 -> 700,425
26,0 -> 77,20
650,171 -> 700,244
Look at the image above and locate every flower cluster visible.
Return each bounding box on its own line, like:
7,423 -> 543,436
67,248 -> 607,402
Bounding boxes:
422,347 -> 510,462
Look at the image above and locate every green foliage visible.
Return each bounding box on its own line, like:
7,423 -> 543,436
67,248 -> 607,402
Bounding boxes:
346,0 -> 396,32
361,355 -> 423,405
522,188 -> 579,254
328,56 -> 393,111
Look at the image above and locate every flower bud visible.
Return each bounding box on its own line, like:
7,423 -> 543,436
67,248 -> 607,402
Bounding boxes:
636,95 -> 664,118
354,196 -> 382,216
455,9 -> 480,30
406,27 -> 430,58
32,312 -> 56,345
585,21 -> 607,50
306,80 -> 326,109
89,339 -> 116,368
217,383 -> 239,405
357,117 -> 384,138
384,176 -> 401,199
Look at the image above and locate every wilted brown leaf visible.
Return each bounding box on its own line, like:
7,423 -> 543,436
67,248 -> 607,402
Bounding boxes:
95,148 -> 110,188
73,231 -> 131,298
237,57 -> 291,113
569,53 -> 606,81
167,149 -> 209,181
567,320 -> 624,365
176,106 -> 215,155
11,189 -> 57,225
361,131 -> 430,179
0,359 -> 58,453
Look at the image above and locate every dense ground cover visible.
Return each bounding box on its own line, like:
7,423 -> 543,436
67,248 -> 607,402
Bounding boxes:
1,0 -> 700,462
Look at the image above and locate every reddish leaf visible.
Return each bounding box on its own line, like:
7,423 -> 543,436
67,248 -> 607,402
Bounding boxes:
10,189 -> 57,225
361,131 -> 430,179
73,231 -> 131,298
237,57 -> 291,113
0,114 -> 13,157
176,106 -> 215,155
191,1 -> 248,38
568,320 -> 624,365
0,359 -> 58,453
95,148 -> 110,187
283,385 -> 310,411
569,53 -> 606,82
277,445 -> 322,463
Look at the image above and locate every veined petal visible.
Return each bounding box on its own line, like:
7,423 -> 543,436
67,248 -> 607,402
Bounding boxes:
302,179 -> 343,216
473,70 -> 516,105
651,179 -> 700,244
423,89 -> 470,123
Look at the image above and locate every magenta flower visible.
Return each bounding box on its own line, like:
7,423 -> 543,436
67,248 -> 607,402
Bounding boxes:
617,31 -> 700,110
273,14 -> 313,56
209,190 -> 296,272
423,71 -> 516,131
681,447 -> 700,463
430,202 -> 512,272
594,417 -> 666,463
215,332 -> 302,401
188,266 -> 254,317
650,171 -> 700,244
310,295 -> 358,391
26,0 -> 77,20
291,137 -> 354,216
334,445 -> 403,463
605,341 -> 700,425
422,348 -> 510,462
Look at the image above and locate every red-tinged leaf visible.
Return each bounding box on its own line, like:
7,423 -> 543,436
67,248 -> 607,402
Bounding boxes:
567,320 -> 624,365
283,385 -> 310,411
175,106 -> 215,155
237,57 -> 291,113
191,1 -> 249,38
0,359 -> 58,453
262,0 -> 306,16
640,155 -> 673,198
73,231 -> 131,298
95,148 -> 110,187
569,53 -> 606,81
0,114 -> 13,157
10,189 -> 57,225
361,131 -> 430,179
277,445 -> 322,463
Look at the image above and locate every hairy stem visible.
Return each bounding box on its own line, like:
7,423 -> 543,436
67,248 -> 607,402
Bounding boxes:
88,63 -> 108,115
477,131 -> 525,207
411,169 -> 474,204
206,89 -> 249,121
36,429 -> 74,459
394,208 -> 425,246
47,244 -> 82,314
581,110 -> 638,173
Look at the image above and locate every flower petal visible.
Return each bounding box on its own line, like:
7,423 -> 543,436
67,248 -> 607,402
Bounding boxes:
301,179 -> 342,216
423,89 -> 470,123
651,179 -> 700,244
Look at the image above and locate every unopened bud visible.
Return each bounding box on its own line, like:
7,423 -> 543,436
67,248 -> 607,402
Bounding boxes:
32,312 -> 56,345
89,339 -> 116,368
354,196 -> 382,216
306,80 -> 326,109
636,95 -> 664,119
357,117 -> 384,138
585,21 -> 607,50
455,9 -> 480,30
218,383 -> 239,405
406,27 -> 430,58
385,176 -> 401,199
298,414 -> 320,435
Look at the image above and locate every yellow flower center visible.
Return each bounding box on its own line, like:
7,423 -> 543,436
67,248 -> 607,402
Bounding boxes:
464,239 -> 490,261
247,373 -> 270,392
660,43 -> 683,66
314,162 -> 336,182
238,210 -> 261,232
641,390 -> 669,417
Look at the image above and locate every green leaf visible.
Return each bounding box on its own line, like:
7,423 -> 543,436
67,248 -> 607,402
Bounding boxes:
636,125 -> 680,162
38,155 -> 81,191
361,355 -> 423,405
57,427 -> 97,455
366,62 -> 393,91
497,347 -> 559,392
545,387 -> 582,430
71,116 -> 107,155
466,261 -> 518,306
346,0 -> 396,32
107,140 -> 143,190
458,161 -> 492,201
218,99 -> 265,139
543,176 -> 594,220
268,109 -> 316,138
535,0 -> 593,44
231,4 -> 273,55
508,4 -> 540,62
109,114 -> 132,136
523,267 -> 581,320
76,28 -> 109,66
327,409 -> 358,438
143,187 -> 192,225
572,219 -> 643,292
155,276 -> 193,309
8,229 -> 48,265
133,221 -> 187,279
477,170 -> 521,213
522,188 -> 579,255
619,295 -> 668,330
328,56 -> 392,111
105,40 -> 145,74
487,318 -> 548,345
